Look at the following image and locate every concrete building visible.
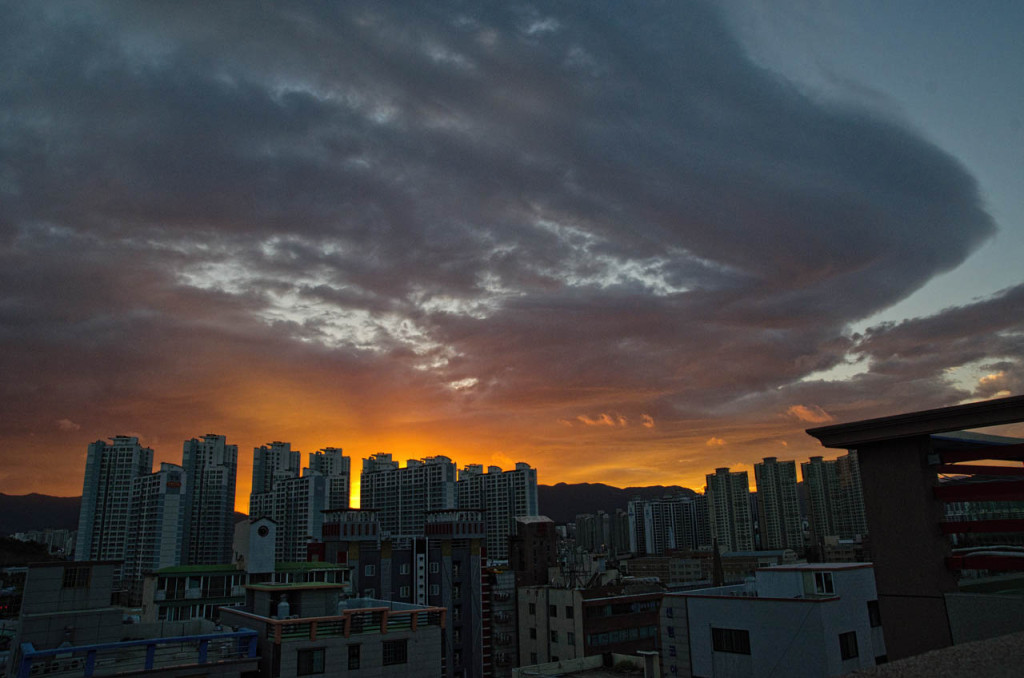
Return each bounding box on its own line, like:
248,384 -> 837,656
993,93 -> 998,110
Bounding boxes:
661,563 -> 885,678
319,508 -> 487,678
484,567 -> 517,678
705,468 -> 753,552
754,457 -> 803,554
309,447 -> 351,511
219,585 -> 444,678
510,516 -> 559,587
182,433 -> 238,566
518,581 -> 663,666
250,472 -> 329,563
360,454 -> 458,536
8,560 -> 257,677
251,441 -> 301,496
75,436 -> 154,582
802,451 -> 869,556
806,396 -> 1024,661
627,494 -> 710,556
458,462 -> 539,562
123,463 -> 189,600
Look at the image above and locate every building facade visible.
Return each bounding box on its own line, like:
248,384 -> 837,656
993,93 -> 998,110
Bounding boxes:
705,468 -> 754,552
309,447 -> 352,511
75,437 -> 154,574
754,457 -> 803,554
181,433 -> 238,565
458,463 -> 539,562
360,454 -> 458,536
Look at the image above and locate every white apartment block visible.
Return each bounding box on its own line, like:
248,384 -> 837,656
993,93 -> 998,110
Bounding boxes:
360,454 -> 457,535
705,468 -> 754,552
76,436 -> 154,567
457,462 -> 538,562
662,563 -> 886,678
754,457 -> 803,554
250,441 -> 300,496
627,494 -> 710,556
309,447 -> 352,510
123,462 -> 188,584
182,433 -> 238,565
249,471 -> 328,562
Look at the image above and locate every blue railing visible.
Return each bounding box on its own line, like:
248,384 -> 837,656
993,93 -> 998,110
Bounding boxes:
17,628 -> 258,677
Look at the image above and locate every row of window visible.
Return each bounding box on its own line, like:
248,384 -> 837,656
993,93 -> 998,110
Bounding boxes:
296,640 -> 407,676
587,625 -> 657,647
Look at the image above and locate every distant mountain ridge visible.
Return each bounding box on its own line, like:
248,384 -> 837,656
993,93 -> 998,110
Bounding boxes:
538,482 -> 697,524
0,493 -> 80,535
0,483 -> 695,535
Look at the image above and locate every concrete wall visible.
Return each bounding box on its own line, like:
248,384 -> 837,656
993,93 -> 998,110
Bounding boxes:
946,593 -> 1024,644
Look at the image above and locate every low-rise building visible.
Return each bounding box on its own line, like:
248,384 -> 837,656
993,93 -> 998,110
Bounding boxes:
661,562 -> 885,678
219,583 -> 445,678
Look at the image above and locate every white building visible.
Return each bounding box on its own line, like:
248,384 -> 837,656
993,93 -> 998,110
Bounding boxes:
754,457 -> 803,554
705,468 -> 754,552
181,433 -> 238,565
309,447 -> 351,510
250,441 -> 300,496
76,436 -> 154,569
627,494 -> 710,556
123,463 -> 188,600
661,563 -> 886,678
250,471 -> 328,562
457,462 -> 538,561
360,454 -> 457,535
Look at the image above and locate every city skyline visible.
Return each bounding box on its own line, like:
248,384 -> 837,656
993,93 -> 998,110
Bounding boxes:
3,2 -> 1023,499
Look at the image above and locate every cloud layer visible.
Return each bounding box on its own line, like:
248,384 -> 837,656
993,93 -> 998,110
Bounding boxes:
0,1 -> 1018,501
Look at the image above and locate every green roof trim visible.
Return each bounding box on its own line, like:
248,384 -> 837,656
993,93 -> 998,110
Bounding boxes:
274,561 -> 348,572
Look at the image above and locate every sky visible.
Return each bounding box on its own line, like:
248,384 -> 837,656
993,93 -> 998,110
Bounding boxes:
2,1 -> 1022,511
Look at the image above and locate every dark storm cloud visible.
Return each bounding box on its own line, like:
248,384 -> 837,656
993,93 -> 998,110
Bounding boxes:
0,0 -> 1011,491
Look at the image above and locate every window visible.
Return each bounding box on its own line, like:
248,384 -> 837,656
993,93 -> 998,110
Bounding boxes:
814,571 -> 834,595
551,656 -> 559,662
297,648 -> 325,675
839,631 -> 859,660
430,562 -> 439,574
549,604 -> 558,617
550,630 -> 558,643
530,628 -> 537,639
400,564 -> 410,575
383,639 -> 408,666
430,584 -> 440,596
867,600 -> 881,628
453,629 -> 461,644
363,588 -> 375,598
62,566 -> 90,589
567,632 -> 575,645
530,652 -> 538,665
400,586 -> 410,598
453,584 -> 461,599
453,605 -> 462,622
565,605 -> 574,619
348,644 -> 360,670
529,602 -> 537,615
712,628 -> 751,655
364,564 -> 375,576
666,607 -> 674,619
453,561 -> 461,577
669,645 -> 677,657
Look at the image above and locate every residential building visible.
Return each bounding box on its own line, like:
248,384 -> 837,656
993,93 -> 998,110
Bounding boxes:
123,463 -> 188,601
360,454 -> 457,536
705,468 -> 754,552
250,472 -> 329,562
458,462 -> 539,562
320,508 -> 487,678
181,433 -> 238,565
802,451 -> 869,556
518,581 -> 663,666
661,563 -> 885,677
250,441 -> 300,496
754,457 -> 803,554
8,560 -> 257,677
220,584 -> 444,678
510,516 -> 559,587
309,447 -> 352,510
627,494 -> 710,556
75,436 -> 154,577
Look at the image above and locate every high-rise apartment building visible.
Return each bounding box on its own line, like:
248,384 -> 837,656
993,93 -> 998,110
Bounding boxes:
360,454 -> 457,535
309,447 -> 351,510
76,436 -> 154,566
249,471 -> 328,563
705,468 -> 754,552
182,433 -> 237,565
457,463 -> 538,561
250,441 -> 300,496
123,462 -> 188,597
754,457 -> 803,554
627,494 -> 711,556
802,450 -> 868,550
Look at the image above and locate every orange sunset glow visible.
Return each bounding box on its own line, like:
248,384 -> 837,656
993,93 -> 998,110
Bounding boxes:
2,1 -> 1022,509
